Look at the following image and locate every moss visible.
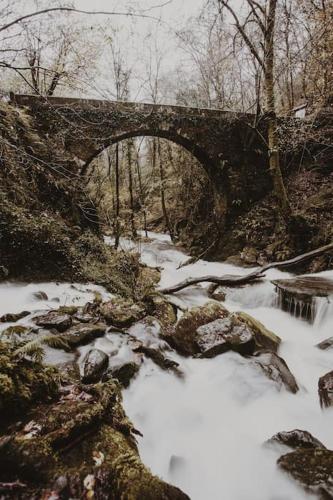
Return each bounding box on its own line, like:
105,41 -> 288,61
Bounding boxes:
0,378 -> 189,498
0,341 -> 59,425
236,312 -> 281,352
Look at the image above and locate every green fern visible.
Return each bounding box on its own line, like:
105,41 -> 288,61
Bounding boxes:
14,334 -> 70,363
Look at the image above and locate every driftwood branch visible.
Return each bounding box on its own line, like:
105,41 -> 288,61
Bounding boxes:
159,242 -> 333,295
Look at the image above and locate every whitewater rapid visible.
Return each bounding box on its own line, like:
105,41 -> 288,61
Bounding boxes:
0,232 -> 332,499
120,232 -> 333,500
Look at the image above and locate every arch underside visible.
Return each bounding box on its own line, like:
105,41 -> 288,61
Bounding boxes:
81,128 -> 220,182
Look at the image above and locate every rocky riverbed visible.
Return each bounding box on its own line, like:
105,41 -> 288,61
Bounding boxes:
0,232 -> 332,499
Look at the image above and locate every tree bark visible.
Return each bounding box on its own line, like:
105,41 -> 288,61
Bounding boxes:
264,0 -> 291,217
114,143 -> 120,249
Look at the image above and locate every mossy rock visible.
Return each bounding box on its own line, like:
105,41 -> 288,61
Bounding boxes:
236,312 -> 281,352
0,311 -> 30,323
144,294 -> 177,329
168,302 -> 229,355
61,323 -> 107,349
0,379 -> 190,499
57,305 -> 79,315
100,297 -> 146,328
0,341 -> 59,425
278,448 -> 333,498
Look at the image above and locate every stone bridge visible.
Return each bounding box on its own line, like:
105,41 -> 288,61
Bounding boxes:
11,94 -> 270,215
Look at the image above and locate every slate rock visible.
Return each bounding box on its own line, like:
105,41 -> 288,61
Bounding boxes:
316,337 -> 333,351
253,351 -> 299,393
197,317 -> 255,358
318,370 -> 333,409
0,311 -> 30,323
82,348 -> 109,383
278,448 -> 333,498
63,323 -> 107,348
267,429 -> 326,450
35,311 -> 72,332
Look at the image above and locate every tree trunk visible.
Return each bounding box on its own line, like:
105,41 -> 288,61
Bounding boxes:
264,0 -> 291,217
114,143 -> 120,249
127,139 -> 137,239
157,139 -> 174,240
135,148 -> 148,237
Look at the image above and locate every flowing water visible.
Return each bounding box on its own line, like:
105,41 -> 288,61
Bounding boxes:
1,232 -> 332,499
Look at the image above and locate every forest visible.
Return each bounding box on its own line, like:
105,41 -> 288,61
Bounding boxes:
0,0 -> 332,499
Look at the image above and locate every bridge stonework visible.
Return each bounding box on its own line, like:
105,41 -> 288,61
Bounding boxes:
11,94 -> 270,221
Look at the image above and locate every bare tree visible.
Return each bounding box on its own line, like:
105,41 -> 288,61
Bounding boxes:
218,0 -> 291,217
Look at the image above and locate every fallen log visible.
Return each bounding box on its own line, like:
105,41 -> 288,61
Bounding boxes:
159,242 -> 333,295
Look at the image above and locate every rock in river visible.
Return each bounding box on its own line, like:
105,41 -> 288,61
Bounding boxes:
253,351 -> 299,393
236,311 -> 281,352
0,310 -> 30,323
104,361 -> 141,388
316,337 -> 333,351
267,429 -> 326,450
100,298 -> 145,327
82,348 -> 109,383
196,317 -> 255,358
272,275 -> 333,323
62,323 -> 107,348
169,302 -> 229,355
318,370 -> 333,408
35,310 -> 72,332
278,448 -> 333,498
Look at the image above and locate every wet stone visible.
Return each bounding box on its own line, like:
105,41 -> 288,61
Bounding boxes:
104,361 -> 141,388
170,302 -> 229,356
35,311 -> 72,332
133,345 -> 181,374
82,348 -> 109,383
318,370 -> 333,409
316,337 -> 333,350
253,351 -> 299,393
278,448 -> 333,498
267,429 -> 326,450
0,311 -> 30,323
197,317 -> 255,358
32,291 -> 48,301
62,323 -> 107,348
100,298 -> 145,328
236,312 -> 281,353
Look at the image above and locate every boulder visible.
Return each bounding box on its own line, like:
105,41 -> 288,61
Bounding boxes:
278,449 -> 333,498
169,302 -> 229,355
253,351 -> 299,393
236,312 -> 281,352
0,310 -> 30,323
82,349 -> 109,383
318,370 -> 333,408
100,298 -> 145,327
316,337 -> 333,350
145,294 -> 177,328
104,361 -> 141,388
62,323 -> 107,348
133,345 -> 181,375
35,311 -> 72,332
32,291 -> 48,300
196,317 -> 255,358
267,430 -> 326,450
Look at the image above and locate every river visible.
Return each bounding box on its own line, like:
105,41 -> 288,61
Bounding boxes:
1,231 -> 332,499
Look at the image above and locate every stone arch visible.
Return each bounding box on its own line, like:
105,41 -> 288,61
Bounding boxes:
81,128 -> 220,183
